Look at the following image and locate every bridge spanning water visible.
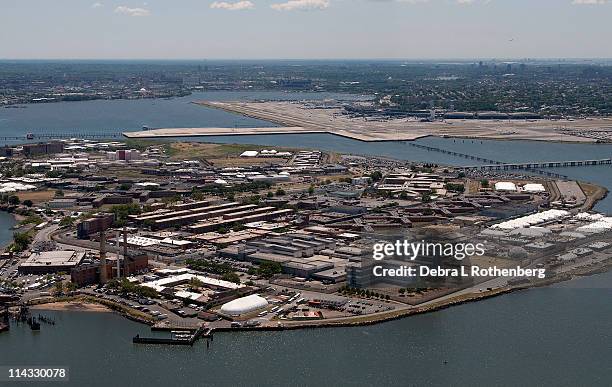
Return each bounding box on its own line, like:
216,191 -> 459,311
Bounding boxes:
0,133 -> 122,141
403,142 -> 588,179
8,131 -> 609,180
406,142 -> 504,164
462,158 -> 612,171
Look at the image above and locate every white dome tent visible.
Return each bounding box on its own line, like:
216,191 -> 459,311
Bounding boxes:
220,294 -> 268,317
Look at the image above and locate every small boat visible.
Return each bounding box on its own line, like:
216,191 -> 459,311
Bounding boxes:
26,133 -> 34,140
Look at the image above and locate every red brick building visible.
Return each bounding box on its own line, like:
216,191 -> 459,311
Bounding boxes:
71,253 -> 149,287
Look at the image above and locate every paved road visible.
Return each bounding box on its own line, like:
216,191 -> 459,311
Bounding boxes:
32,224 -> 59,244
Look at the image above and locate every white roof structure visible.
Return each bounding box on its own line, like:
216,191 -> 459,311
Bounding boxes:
135,182 -> 160,187
574,212 -> 605,221
559,231 -> 586,239
160,238 -> 192,246
479,228 -> 508,237
21,251 -> 86,269
558,253 -> 578,261
509,227 -> 552,237
220,294 -> 268,317
491,209 -> 570,230
240,151 -> 259,157
576,217 -> 612,233
0,182 -> 37,193
175,290 -> 204,301
121,236 -> 159,247
494,182 -> 517,192
522,183 -> 545,193
155,268 -> 190,275
588,241 -> 611,250
142,273 -> 244,292
248,175 -> 290,183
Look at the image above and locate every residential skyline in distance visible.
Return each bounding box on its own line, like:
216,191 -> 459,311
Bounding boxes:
2,0 -> 611,60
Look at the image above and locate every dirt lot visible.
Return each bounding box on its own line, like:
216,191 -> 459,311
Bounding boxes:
17,189 -> 56,204
31,301 -> 111,313
578,181 -> 609,211
167,142 -> 297,167
470,255 -> 518,269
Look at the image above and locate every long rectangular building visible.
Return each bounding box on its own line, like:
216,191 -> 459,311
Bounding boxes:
188,209 -> 293,233
133,201 -> 238,223
154,204 -> 259,228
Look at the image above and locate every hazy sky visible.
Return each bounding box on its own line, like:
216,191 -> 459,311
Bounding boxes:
1,0 -> 611,59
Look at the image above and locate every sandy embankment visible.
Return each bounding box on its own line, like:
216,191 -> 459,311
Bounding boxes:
31,301 -> 111,313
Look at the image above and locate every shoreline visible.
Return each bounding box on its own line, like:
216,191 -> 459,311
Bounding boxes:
31,300 -> 111,313
27,296 -> 155,325
0,210 -> 19,252
242,260 -> 612,332
189,100 -> 610,144
5,135 -> 612,335
123,127 -> 608,145
123,126 -> 612,146
25,258 -> 612,334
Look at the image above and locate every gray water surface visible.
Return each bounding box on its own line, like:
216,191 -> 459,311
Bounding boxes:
1,93 -> 611,386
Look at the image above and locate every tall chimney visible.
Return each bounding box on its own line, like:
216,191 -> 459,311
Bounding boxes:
123,226 -> 129,277
123,226 -> 128,255
115,231 -> 121,278
99,230 -> 108,284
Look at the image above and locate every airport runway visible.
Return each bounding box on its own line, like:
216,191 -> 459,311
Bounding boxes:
123,100 -> 612,143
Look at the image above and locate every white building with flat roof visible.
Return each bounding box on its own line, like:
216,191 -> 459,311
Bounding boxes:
141,273 -> 244,292
19,251 -> 86,274
523,183 -> 546,193
495,182 -> 517,192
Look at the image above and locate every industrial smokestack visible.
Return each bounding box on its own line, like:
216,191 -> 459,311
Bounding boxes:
99,230 -> 108,284
115,231 -> 121,279
123,226 -> 128,256
123,226 -> 129,277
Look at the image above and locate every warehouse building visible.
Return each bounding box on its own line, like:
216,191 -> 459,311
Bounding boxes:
187,209 -> 293,233
133,202 -> 262,229
77,213 -> 114,239
70,253 -> 149,286
219,233 -> 342,280
494,182 -> 518,192
22,141 -> 64,157
141,272 -> 244,292
20,251 -> 86,274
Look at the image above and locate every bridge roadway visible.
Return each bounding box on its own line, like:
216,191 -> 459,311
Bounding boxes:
404,142 -> 571,179
462,158 -> 612,170
0,133 -> 122,141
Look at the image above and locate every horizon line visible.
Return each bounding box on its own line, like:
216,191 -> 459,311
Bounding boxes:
1,57 -> 612,62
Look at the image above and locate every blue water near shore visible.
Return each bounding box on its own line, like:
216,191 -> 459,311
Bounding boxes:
1,271 -> 610,387
3,90 -> 611,214
1,91 -> 611,386
0,211 -> 16,248
0,91 -> 365,144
